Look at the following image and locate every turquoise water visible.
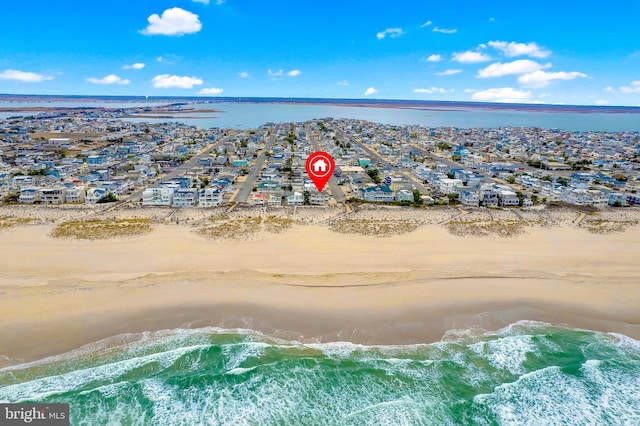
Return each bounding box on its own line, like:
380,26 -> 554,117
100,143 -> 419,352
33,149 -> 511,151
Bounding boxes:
1,321 -> 639,425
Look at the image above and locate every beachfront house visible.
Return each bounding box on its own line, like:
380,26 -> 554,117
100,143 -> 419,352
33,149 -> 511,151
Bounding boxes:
172,188 -> 199,207
309,191 -> 330,205
395,189 -> 414,202
359,185 -> 395,202
198,187 -> 223,207
438,178 -> 463,195
142,187 -> 174,206
19,187 -> 40,203
39,187 -> 66,204
86,187 -> 107,204
65,186 -> 86,203
459,190 -> 480,207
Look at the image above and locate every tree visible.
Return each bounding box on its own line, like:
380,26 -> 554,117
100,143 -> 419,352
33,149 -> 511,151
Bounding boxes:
447,193 -> 459,204
97,193 -> 117,203
367,168 -> 382,184
531,194 -> 538,204
507,176 -> 516,184
541,175 -> 552,181
412,189 -> 421,203
303,191 -> 311,205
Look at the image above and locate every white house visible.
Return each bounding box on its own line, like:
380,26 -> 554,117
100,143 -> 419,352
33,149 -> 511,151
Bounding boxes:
438,178 -> 463,195
86,188 -> 107,204
198,187 -> 223,207
172,188 -> 198,207
395,189 -> 414,202
142,187 -> 174,206
286,191 -> 304,206
39,187 -> 66,204
65,186 -> 86,203
19,187 -> 40,203
309,191 -> 330,205
459,190 -> 480,207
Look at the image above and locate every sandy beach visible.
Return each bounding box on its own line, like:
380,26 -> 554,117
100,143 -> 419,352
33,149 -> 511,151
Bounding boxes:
1,204 -> 639,367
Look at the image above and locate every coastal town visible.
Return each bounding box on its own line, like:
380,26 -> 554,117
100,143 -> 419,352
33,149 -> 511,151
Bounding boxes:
1,104 -> 639,210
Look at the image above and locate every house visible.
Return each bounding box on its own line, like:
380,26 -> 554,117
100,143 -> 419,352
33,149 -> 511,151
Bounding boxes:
286,191 -> 304,205
438,178 -> 463,195
309,191 -> 330,205
198,187 -> 223,207
252,192 -> 266,205
86,188 -> 108,204
359,185 -> 395,202
172,188 -> 198,207
497,188 -> 519,206
11,175 -> 36,190
65,186 -> 86,203
142,187 -> 174,206
459,190 -> 480,207
395,189 -> 414,202
39,187 -> 66,204
19,187 -> 40,203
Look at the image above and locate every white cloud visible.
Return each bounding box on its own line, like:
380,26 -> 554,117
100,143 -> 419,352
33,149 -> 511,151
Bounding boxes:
464,88 -> 478,93
198,87 -> 224,95
337,80 -> 349,86
452,51 -> 492,63
215,0 -> 225,4
477,59 -> 551,78
620,80 -> 640,93
435,69 -> 462,76
594,99 -> 609,105
193,0 -> 209,4
142,7 -> 202,36
157,57 -> 164,62
268,69 -> 283,78
123,63 -> 145,70
421,20 -> 432,28
287,69 -> 301,77
426,54 -> 442,62
364,87 -> 378,95
518,70 -> 587,88
86,74 -> 130,85
376,28 -> 403,40
433,27 -> 457,34
488,41 -> 551,58
471,87 -> 532,103
152,74 -> 203,89
238,71 -> 249,78
0,69 -> 53,82
414,87 -> 451,94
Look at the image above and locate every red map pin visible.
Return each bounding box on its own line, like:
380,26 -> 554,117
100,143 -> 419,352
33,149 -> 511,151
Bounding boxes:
305,151 -> 335,192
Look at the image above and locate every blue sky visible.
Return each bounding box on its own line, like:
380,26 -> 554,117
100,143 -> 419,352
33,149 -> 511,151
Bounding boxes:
1,0 -> 639,106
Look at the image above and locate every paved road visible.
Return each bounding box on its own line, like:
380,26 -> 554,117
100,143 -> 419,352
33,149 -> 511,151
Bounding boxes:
232,123 -> 280,202
304,124 -> 346,202
125,131 -> 238,202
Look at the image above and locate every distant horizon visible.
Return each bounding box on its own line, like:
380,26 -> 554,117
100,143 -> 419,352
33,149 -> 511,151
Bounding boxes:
2,93 -> 640,111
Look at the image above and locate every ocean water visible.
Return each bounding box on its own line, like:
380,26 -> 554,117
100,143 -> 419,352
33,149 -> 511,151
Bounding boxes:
1,321 -> 639,425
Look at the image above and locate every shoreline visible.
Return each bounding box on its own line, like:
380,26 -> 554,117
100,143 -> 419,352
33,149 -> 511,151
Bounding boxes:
1,205 -> 640,367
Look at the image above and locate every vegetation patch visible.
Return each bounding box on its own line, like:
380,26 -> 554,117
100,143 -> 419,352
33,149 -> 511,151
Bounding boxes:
0,216 -> 35,230
447,220 -> 539,238
198,217 -> 262,240
50,219 -> 152,240
330,219 -> 418,237
264,216 -> 294,233
580,220 -> 638,234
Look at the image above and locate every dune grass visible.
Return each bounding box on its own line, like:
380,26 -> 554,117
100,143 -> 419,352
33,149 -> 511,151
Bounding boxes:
50,219 -> 152,240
